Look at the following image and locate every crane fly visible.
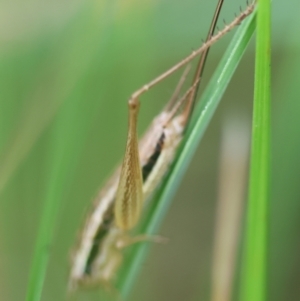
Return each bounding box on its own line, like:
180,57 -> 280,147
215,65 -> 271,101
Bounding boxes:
69,0 -> 255,292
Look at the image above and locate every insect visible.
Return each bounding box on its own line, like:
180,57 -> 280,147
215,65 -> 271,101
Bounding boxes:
69,0 -> 255,293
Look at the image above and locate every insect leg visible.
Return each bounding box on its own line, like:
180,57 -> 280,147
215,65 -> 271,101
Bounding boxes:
130,1 -> 255,102
114,99 -> 144,231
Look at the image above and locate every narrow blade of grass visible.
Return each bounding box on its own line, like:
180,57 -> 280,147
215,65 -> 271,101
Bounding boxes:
24,4 -> 116,300
240,0 -> 271,300
117,10 -> 256,299
24,96 -> 98,301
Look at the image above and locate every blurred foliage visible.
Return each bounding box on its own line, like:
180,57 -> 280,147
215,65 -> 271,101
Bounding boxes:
0,0 -> 299,301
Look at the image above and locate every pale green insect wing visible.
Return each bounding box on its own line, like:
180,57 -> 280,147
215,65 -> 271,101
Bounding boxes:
114,101 -> 143,231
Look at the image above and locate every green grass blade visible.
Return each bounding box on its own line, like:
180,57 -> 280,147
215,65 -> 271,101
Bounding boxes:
117,10 -> 256,299
24,3 -> 116,299
25,113 -> 87,301
241,0 -> 271,300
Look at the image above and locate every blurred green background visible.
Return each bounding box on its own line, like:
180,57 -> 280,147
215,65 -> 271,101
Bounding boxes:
0,0 -> 299,300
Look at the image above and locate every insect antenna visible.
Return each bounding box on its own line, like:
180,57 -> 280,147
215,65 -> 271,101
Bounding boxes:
163,77 -> 201,127
182,0 -> 224,126
164,65 -> 192,112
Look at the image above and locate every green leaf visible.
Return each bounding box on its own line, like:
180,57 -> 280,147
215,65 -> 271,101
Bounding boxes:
241,0 -> 271,300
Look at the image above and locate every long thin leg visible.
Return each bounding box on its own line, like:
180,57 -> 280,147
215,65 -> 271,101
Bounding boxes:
130,2 -> 255,102
114,100 -> 144,231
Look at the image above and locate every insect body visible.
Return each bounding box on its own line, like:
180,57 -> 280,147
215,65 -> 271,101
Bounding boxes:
69,0 -> 255,292
69,89 -> 189,290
